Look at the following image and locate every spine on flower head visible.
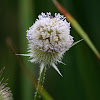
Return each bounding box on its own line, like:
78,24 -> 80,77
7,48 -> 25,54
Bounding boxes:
0,67 -> 13,100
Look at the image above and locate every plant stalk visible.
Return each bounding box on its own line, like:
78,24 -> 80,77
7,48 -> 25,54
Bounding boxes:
34,66 -> 46,100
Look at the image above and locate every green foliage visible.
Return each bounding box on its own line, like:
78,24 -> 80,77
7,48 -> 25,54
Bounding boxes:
0,0 -> 100,100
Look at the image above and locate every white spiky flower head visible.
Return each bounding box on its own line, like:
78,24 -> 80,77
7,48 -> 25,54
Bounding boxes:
23,12 -> 74,76
0,67 -> 13,100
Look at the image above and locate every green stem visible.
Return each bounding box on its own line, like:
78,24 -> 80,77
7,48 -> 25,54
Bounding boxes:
34,66 -> 46,100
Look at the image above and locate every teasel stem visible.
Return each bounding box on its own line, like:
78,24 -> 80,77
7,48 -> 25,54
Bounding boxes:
34,65 -> 46,100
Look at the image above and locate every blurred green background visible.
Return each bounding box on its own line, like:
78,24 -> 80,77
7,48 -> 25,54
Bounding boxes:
0,0 -> 100,100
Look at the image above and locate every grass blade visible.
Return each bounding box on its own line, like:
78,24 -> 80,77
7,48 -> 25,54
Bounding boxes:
52,0 -> 100,62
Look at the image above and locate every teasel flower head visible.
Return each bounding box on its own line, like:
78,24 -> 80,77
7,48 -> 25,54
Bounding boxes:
0,67 -> 13,100
22,12 -> 74,76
